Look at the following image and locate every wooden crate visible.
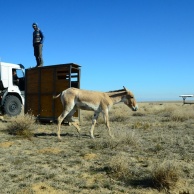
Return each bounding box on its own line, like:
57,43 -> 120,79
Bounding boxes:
24,63 -> 81,122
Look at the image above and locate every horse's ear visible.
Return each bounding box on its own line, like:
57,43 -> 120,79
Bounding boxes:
123,86 -> 127,91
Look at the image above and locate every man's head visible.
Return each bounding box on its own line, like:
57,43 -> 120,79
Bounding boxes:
32,23 -> 38,29
12,69 -> 17,75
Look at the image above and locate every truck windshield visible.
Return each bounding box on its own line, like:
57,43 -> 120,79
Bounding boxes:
16,69 -> 24,78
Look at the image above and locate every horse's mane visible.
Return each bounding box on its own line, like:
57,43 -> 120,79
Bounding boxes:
106,89 -> 125,93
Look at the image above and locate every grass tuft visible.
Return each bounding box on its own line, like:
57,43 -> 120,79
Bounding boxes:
170,109 -> 194,122
89,131 -> 140,150
151,161 -> 180,191
6,114 -> 36,139
107,154 -> 132,181
132,121 -> 151,130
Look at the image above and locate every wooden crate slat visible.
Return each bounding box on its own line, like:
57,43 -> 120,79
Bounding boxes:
25,94 -> 39,116
39,95 -> 53,117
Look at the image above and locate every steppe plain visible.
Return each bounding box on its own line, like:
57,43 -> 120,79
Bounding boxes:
0,101 -> 193,194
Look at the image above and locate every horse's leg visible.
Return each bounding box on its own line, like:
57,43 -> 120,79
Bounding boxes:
71,122 -> 81,136
67,107 -> 81,136
103,109 -> 114,138
90,112 -> 99,138
57,110 -> 70,140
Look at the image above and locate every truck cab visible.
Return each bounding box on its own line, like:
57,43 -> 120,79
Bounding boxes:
0,62 -> 25,116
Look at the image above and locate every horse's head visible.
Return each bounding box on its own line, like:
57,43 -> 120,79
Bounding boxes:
123,86 -> 138,111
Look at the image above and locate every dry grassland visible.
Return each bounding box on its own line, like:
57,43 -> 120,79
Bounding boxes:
0,102 -> 194,194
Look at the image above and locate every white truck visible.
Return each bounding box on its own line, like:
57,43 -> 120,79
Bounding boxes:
0,62 -> 25,116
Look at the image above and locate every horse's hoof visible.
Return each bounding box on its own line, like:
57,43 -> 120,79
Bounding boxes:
58,137 -> 62,141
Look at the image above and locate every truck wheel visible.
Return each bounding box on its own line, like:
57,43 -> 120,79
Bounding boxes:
3,95 -> 22,116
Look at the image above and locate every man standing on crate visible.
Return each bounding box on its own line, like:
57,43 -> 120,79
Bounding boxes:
32,22 -> 44,67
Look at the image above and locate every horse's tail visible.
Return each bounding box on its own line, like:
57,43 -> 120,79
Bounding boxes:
53,93 -> 61,99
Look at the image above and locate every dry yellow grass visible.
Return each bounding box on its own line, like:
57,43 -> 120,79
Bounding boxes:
6,114 -> 36,139
151,161 -> 180,191
0,101 -> 193,194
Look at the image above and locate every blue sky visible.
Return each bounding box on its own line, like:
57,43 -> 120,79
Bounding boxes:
0,0 -> 194,101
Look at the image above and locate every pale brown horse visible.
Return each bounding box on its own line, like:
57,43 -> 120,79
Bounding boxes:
53,86 -> 138,140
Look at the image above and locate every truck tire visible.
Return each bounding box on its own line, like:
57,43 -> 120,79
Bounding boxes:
3,95 -> 22,116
